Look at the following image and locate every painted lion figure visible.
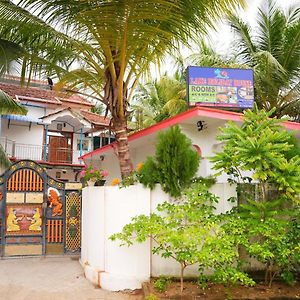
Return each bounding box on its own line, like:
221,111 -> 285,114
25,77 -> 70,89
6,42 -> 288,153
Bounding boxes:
48,188 -> 63,217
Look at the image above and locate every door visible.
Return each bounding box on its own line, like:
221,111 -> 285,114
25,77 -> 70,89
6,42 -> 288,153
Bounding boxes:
49,136 -> 69,163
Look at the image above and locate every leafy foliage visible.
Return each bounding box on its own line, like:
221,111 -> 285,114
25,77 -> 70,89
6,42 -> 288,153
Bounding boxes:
154,276 -> 171,293
211,105 -> 300,203
211,106 -> 300,287
131,75 -> 187,130
111,182 -> 254,292
139,126 -> 200,197
229,0 -> 300,119
0,88 -> 27,168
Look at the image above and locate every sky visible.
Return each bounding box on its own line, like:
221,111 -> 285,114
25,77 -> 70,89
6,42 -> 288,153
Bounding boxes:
153,0 -> 299,77
210,0 -> 299,55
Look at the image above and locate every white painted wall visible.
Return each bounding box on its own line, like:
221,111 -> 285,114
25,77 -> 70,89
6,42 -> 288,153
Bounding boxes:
81,183 -> 236,291
84,120 -> 233,184
81,184 -> 151,291
1,120 -> 44,160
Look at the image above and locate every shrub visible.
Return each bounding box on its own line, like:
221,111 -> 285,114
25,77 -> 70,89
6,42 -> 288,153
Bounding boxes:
139,125 -> 200,197
145,294 -> 159,300
154,276 -> 171,292
211,106 -> 300,287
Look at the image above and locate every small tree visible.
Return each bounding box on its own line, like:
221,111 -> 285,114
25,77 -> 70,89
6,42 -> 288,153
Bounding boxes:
111,183 -> 254,292
139,126 -> 200,197
211,105 -> 300,286
211,105 -> 300,202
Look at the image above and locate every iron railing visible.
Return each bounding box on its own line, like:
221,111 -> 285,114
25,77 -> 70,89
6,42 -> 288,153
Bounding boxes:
0,137 -> 86,164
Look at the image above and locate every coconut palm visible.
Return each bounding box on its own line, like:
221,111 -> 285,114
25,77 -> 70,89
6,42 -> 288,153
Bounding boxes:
0,1 -> 75,86
185,40 -> 244,69
229,0 -> 300,119
1,0 -> 244,177
131,75 -> 187,130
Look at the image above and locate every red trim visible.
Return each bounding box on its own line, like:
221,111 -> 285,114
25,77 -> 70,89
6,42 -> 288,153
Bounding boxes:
80,107 -> 300,160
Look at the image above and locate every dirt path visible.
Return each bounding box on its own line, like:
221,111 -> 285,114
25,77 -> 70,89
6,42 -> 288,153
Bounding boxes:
0,256 -> 143,300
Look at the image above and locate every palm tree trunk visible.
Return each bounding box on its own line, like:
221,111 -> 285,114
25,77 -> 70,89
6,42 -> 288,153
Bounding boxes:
113,117 -> 132,178
104,65 -> 133,178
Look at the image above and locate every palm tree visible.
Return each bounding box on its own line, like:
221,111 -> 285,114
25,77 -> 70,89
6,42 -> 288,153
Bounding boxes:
1,0 -> 244,177
185,40 -> 242,68
131,75 -> 187,130
229,0 -> 300,118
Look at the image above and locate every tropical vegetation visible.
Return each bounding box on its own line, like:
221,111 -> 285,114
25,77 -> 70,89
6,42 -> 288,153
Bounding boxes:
0,0 -> 245,177
0,37 -> 28,168
112,107 -> 300,292
229,0 -> 300,119
130,75 -> 187,130
139,126 -> 200,197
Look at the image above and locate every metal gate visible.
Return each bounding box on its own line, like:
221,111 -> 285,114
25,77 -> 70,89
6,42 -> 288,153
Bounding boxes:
0,160 -> 81,256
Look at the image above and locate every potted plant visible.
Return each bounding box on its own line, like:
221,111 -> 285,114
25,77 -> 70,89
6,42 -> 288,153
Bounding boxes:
79,166 -> 109,186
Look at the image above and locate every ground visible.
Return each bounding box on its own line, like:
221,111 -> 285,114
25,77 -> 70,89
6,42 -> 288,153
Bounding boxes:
0,256 -> 143,300
146,279 -> 300,299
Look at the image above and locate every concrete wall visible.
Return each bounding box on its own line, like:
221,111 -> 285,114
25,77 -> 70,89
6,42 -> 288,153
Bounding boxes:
80,183 -> 236,291
81,184 -> 151,291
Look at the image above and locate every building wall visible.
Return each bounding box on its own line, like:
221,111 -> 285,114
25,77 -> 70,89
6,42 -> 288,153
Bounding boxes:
46,168 -> 81,182
1,120 -> 44,160
86,120 -> 231,184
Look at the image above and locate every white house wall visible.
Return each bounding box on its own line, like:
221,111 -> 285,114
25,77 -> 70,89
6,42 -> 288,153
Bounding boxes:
86,119 -> 231,184
1,120 -> 44,160
23,105 -> 47,119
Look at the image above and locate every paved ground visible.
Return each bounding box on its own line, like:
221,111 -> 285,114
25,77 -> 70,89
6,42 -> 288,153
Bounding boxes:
0,256 -> 144,300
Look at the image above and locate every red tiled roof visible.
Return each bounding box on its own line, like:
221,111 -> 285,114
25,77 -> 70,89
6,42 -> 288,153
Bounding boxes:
80,110 -> 110,127
0,82 -> 61,104
0,82 -> 92,107
40,107 -> 110,127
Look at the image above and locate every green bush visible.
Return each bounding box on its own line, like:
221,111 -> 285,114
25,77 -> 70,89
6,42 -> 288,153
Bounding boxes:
211,106 -> 300,287
154,276 -> 171,292
139,125 -> 200,197
111,182 -> 253,292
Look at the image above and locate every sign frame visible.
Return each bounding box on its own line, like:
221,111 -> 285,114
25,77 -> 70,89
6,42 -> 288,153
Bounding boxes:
187,66 -> 254,109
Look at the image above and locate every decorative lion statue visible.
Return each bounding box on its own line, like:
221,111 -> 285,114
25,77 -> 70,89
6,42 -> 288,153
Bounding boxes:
48,188 -> 63,217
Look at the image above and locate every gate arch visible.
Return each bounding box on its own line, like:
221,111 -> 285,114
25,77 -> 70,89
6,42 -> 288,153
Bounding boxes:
0,160 -> 74,256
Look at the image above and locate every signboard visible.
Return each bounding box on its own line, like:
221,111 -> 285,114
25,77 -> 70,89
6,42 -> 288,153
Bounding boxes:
187,66 -> 254,108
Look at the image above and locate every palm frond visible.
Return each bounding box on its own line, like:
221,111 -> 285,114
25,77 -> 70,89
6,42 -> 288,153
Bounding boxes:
0,144 -> 11,168
0,89 -> 27,115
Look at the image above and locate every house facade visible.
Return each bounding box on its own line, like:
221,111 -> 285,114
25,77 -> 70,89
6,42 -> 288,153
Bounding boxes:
0,77 -> 115,257
0,76 -> 113,181
81,106 -> 300,184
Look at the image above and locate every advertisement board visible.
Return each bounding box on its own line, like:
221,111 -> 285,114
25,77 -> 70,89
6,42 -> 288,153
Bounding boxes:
187,66 -> 254,108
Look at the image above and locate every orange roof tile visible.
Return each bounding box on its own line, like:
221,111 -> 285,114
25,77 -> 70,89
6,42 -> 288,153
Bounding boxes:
80,110 -> 110,127
0,82 -> 92,107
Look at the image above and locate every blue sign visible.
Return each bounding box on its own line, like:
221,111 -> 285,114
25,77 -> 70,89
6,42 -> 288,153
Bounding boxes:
187,66 -> 254,108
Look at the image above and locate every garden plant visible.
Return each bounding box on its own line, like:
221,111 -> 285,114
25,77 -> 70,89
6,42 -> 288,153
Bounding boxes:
139,125 -> 200,197
211,106 -> 300,287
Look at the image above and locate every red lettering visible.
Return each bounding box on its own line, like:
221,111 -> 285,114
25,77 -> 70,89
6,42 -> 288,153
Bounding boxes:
190,77 -> 207,84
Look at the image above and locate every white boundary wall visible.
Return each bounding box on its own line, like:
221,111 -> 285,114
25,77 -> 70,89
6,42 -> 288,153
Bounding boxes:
80,183 -> 236,291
